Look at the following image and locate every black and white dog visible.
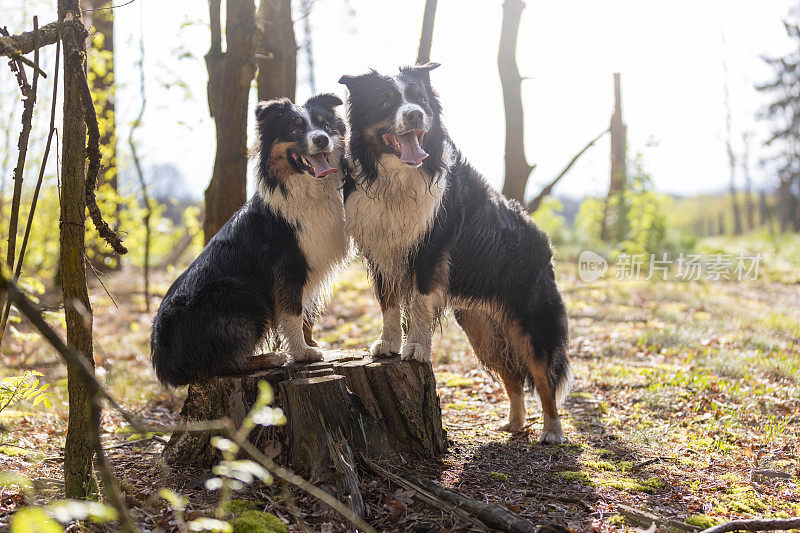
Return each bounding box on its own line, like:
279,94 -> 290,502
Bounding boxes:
339,64 -> 572,443
151,94 -> 349,386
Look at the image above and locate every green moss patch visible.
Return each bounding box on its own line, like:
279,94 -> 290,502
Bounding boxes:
231,510 -> 287,533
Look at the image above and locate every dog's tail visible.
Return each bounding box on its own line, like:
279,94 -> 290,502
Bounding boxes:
527,270 -> 572,406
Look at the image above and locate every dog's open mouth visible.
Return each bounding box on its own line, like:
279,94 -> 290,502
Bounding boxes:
382,130 -> 428,167
290,151 -> 337,178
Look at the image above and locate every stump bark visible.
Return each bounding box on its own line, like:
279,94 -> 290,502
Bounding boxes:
162,350 -> 446,476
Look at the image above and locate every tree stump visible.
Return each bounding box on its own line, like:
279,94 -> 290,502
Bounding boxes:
162,350 -> 447,476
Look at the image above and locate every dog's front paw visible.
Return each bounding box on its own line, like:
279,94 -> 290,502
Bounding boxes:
538,415 -> 565,444
400,342 -> 431,362
292,346 -> 324,363
371,339 -> 399,358
497,421 -> 526,434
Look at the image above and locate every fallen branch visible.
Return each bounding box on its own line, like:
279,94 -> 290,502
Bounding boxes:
527,127 -> 609,213
617,504 -> 699,532
360,455 -> 487,530
72,56 -> 128,255
700,517 -> 800,533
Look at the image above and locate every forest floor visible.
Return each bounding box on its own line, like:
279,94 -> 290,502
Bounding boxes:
0,259 -> 799,532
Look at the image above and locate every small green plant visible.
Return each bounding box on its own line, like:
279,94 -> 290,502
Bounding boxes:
0,371 -> 52,415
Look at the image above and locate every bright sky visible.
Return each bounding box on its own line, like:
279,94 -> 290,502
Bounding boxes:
19,0 -> 796,201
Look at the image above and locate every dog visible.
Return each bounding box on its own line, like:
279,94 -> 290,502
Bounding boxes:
151,94 -> 349,386
339,64 -> 572,443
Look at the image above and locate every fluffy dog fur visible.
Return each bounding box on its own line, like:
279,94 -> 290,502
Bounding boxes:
151,94 -> 349,386
340,64 -> 572,443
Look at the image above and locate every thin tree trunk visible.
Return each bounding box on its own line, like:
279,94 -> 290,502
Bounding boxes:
498,0 -> 533,204
256,0 -> 296,102
204,0 -> 257,243
722,40 -> 743,235
129,9 -> 151,311
58,2 -> 98,499
416,0 -> 437,64
300,0 -> 316,94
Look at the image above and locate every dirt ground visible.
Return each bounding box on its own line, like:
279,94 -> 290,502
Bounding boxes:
1,260 -> 798,531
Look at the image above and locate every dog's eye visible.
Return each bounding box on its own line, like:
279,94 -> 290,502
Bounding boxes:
292,127 -> 302,134
381,99 -> 392,109
419,95 -> 427,104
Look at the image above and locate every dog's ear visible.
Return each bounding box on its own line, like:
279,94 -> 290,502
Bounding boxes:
338,69 -> 380,89
255,97 -> 292,123
305,93 -> 343,110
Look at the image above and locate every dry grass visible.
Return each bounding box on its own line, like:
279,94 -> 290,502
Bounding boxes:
1,258 -> 798,531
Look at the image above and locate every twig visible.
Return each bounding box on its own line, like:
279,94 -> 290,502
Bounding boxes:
527,127 -> 609,213
229,427 -> 376,533
360,455 -> 488,531
700,517 -> 800,533
84,0 -> 137,12
0,31 -> 61,346
72,57 -> 128,255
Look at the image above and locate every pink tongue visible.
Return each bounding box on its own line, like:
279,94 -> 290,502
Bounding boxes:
397,132 -> 428,166
305,153 -> 337,178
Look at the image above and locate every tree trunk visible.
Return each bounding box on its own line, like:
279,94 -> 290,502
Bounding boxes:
204,0 -> 257,243
85,0 -> 120,270
162,351 -> 447,476
498,0 -> 534,204
601,73 -> 627,241
58,2 -> 98,499
416,0 -> 437,64
759,189 -> 770,229
741,132 -> 755,231
256,0 -> 296,102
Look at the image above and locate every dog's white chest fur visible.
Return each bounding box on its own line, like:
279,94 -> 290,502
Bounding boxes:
345,155 -> 446,280
262,176 -> 350,305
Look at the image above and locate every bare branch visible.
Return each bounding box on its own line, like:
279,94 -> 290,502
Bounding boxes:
0,29 -> 61,345
527,128 -> 609,213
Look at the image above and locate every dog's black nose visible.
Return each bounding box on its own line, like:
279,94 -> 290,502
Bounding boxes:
312,134 -> 329,148
403,109 -> 423,126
